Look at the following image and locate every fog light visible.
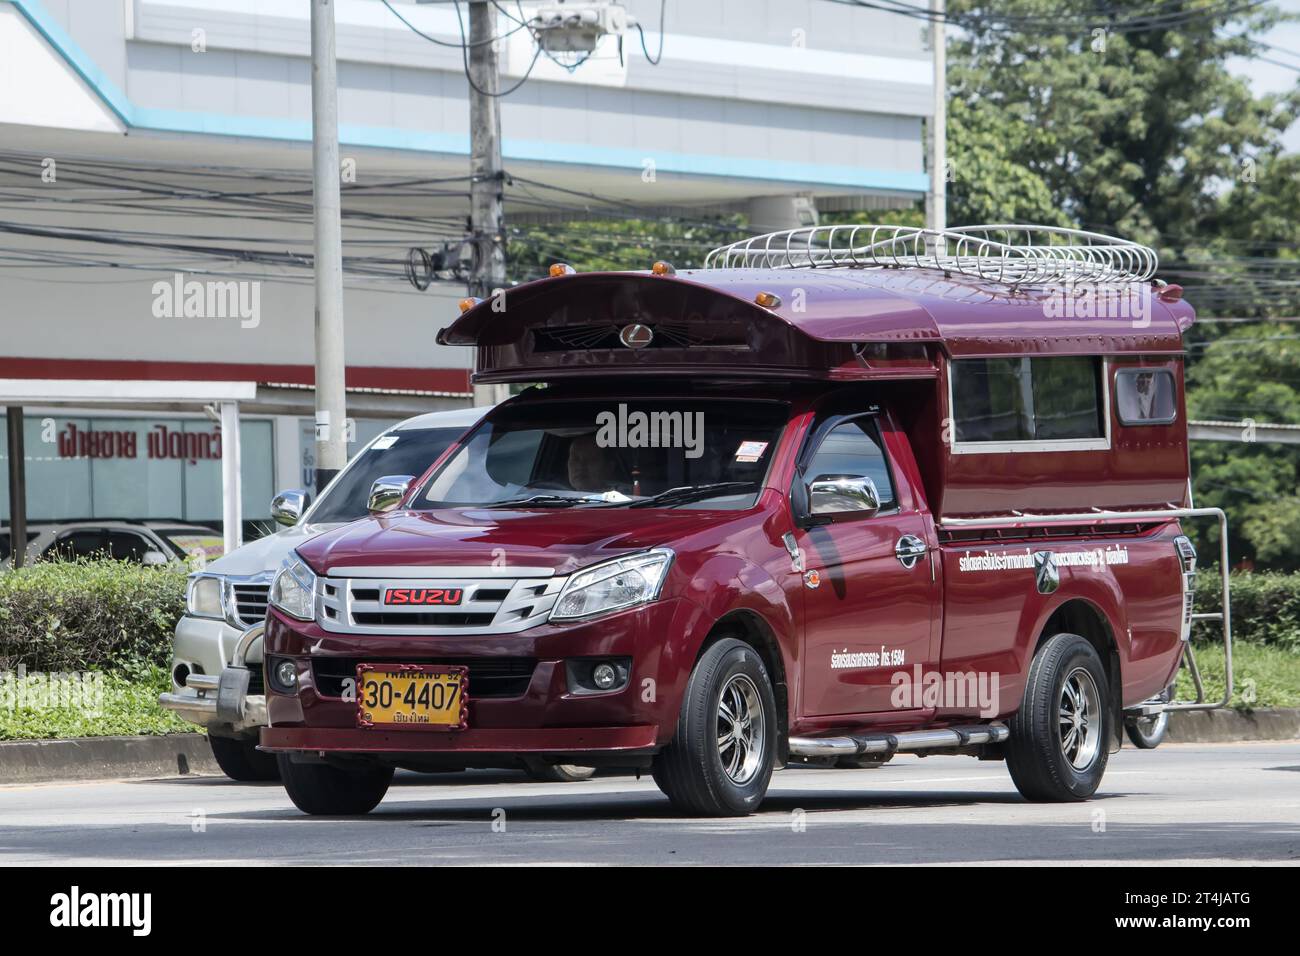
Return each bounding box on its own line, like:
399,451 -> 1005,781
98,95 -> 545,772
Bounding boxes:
565,658 -> 631,695
275,660 -> 298,690
592,662 -> 618,690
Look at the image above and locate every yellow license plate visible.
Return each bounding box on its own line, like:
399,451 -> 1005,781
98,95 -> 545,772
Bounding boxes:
356,665 -> 467,731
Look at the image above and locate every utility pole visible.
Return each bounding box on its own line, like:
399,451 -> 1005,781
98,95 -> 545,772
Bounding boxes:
926,0 -> 947,235
5,407 -> 26,569
930,0 -> 951,234
466,1 -> 509,407
310,0 -> 348,492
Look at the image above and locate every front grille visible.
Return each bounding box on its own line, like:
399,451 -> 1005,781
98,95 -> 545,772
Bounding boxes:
312,657 -> 537,699
248,668 -> 265,696
230,583 -> 270,627
317,571 -> 567,636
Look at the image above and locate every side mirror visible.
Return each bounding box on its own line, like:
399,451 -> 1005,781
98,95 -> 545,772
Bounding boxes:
808,474 -> 881,519
141,550 -> 170,566
270,489 -> 308,527
368,475 -> 415,515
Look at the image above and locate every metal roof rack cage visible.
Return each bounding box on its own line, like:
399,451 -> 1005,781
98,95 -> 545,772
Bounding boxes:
704,223 -> 1159,286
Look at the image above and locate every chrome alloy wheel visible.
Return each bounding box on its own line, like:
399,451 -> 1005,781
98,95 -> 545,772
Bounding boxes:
1059,667 -> 1103,770
716,673 -> 766,785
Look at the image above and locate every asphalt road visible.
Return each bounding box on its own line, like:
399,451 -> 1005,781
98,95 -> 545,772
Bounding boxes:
1,741 -> 1298,866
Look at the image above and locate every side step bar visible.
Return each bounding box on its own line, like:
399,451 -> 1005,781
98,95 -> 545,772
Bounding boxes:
788,723 -> 1009,758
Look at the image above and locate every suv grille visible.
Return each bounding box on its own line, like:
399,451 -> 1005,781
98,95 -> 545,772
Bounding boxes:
230,582 -> 270,627
312,657 -> 536,699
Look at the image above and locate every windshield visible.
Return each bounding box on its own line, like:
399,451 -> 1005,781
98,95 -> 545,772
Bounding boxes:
419,399 -> 788,510
155,529 -> 225,560
310,426 -> 465,523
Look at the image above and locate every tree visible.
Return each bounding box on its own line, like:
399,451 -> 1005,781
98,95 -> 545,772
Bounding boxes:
946,0 -> 1299,247
1186,324 -> 1300,568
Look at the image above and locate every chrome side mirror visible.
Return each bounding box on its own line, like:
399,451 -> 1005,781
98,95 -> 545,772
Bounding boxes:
270,489 -> 308,527
368,475 -> 415,515
141,550 -> 170,566
808,474 -> 881,517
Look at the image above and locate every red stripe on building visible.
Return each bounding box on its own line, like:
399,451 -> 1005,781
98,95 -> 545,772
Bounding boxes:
0,357 -> 472,394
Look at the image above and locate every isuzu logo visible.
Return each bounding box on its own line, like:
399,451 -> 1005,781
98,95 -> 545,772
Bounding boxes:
619,323 -> 654,349
384,588 -> 463,606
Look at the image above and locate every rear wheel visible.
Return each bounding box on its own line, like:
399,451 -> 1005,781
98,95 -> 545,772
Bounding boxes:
521,759 -> 597,782
652,638 -> 777,816
208,734 -> 279,782
1005,633 -> 1112,802
276,754 -> 393,815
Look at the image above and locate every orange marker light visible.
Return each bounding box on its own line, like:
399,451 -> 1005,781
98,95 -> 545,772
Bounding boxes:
458,297 -> 479,314
754,291 -> 782,309
549,263 -> 576,277
651,260 -> 676,276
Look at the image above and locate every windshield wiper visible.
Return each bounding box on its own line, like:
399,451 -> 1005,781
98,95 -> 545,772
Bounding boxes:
481,494 -> 595,509
628,481 -> 760,508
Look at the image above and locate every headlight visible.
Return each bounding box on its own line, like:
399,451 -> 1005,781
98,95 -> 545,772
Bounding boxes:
550,549 -> 674,621
269,553 -> 317,622
186,576 -> 225,619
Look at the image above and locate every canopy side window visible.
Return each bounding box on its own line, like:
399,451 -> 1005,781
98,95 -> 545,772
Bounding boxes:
949,356 -> 1109,454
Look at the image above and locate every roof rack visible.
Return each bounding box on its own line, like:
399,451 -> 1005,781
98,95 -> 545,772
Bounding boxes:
704,224 -> 1159,286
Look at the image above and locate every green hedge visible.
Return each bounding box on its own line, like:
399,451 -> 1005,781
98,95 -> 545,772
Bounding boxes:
0,560 -> 186,674
1194,571 -> 1300,650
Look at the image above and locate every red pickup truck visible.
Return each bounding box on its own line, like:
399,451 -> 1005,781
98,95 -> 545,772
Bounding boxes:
261,225 -> 1231,816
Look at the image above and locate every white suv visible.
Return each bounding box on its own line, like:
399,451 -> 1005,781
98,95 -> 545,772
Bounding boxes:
159,407 -> 488,780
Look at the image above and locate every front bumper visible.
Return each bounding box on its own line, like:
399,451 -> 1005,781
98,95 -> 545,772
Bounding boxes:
260,724 -> 657,755
159,615 -> 267,735
159,687 -> 267,733
260,596 -> 707,759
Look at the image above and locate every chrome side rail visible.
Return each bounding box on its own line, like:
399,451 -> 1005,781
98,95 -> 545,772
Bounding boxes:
938,507 -> 1232,713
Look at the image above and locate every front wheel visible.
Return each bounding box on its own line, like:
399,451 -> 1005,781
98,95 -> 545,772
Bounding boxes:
276,754 -> 393,815
652,638 -> 777,816
208,733 -> 280,782
1005,633 -> 1112,802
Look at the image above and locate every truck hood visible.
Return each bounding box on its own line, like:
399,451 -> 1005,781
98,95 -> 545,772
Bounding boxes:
202,521 -> 344,577
295,507 -> 747,576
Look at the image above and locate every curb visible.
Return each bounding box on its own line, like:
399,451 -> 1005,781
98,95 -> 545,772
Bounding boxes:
0,733 -> 218,785
1167,707 -> 1300,744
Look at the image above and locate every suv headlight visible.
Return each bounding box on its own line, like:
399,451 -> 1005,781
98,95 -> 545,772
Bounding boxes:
550,549 -> 674,621
186,575 -> 225,619
269,553 -> 317,622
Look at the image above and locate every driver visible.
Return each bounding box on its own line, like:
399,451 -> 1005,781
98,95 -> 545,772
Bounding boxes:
567,432 -> 630,493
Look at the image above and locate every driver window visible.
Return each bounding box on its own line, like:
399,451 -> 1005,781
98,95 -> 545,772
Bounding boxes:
805,419 -> 896,509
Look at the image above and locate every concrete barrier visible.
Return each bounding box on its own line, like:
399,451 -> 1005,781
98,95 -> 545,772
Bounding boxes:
0,733 -> 218,785
1167,708 -> 1300,744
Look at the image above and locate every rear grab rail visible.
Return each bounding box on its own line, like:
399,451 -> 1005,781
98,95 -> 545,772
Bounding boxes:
938,507 -> 1231,713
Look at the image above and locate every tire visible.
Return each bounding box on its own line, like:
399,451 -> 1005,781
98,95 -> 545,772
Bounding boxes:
652,637 -> 778,816
276,754 -> 393,815
1005,632 -> 1112,802
1125,683 -> 1174,749
208,733 -> 280,782
521,758 -> 597,782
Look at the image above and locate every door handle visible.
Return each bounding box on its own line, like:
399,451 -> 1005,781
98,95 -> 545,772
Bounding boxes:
895,534 -> 928,569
